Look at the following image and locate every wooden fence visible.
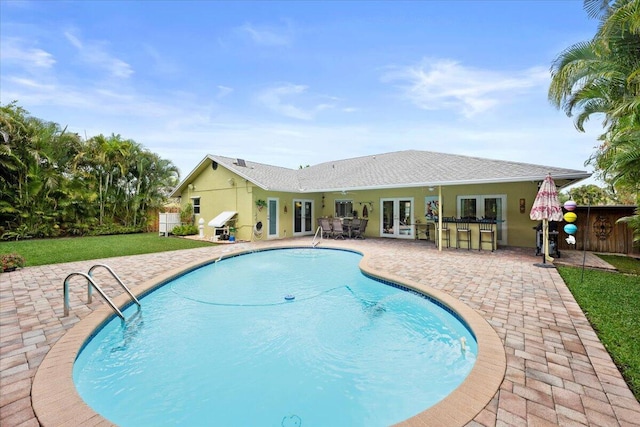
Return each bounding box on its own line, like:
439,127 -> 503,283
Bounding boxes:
556,205 -> 638,255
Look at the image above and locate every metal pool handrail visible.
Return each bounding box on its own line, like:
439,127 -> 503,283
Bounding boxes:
63,264 -> 141,320
88,264 -> 140,308
311,226 -> 323,247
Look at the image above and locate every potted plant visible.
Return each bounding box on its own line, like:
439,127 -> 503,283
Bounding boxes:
1,253 -> 26,273
255,199 -> 267,211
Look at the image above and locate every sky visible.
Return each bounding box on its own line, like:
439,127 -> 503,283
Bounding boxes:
1,1 -> 605,186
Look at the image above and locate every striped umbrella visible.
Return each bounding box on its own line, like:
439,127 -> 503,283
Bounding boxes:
530,174 -> 563,264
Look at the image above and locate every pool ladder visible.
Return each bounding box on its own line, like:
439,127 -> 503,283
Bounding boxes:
63,264 -> 140,320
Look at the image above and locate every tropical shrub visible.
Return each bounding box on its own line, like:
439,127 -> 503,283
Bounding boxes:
0,102 -> 180,239
171,224 -> 199,236
180,203 -> 194,225
86,224 -> 145,236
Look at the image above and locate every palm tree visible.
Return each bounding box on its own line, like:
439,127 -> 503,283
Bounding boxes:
549,0 -> 640,239
549,1 -> 640,129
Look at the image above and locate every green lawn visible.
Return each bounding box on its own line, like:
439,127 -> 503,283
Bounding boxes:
0,233 -> 214,266
557,260 -> 640,401
597,253 -> 640,275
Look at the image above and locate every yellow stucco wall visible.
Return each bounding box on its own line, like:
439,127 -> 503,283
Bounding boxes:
180,165 -> 542,248
180,165 -> 251,240
249,190 -> 320,240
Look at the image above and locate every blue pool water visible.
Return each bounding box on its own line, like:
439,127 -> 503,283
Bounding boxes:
73,248 -> 477,426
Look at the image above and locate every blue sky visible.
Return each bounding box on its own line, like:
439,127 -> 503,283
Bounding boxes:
1,1 -> 603,184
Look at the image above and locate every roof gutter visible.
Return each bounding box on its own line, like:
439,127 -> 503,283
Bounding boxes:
296,173 -> 592,193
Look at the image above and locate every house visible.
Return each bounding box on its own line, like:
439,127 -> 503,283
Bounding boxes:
169,150 -> 591,248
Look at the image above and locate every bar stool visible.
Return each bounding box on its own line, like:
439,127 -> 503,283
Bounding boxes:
479,220 -> 495,252
435,220 -> 450,248
456,220 -> 472,250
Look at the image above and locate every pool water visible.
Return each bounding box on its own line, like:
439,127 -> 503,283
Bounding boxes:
73,248 -> 477,426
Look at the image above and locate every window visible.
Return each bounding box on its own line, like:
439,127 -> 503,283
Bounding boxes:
456,194 -> 507,243
457,195 -> 504,221
335,200 -> 353,217
192,197 -> 201,215
460,198 -> 477,220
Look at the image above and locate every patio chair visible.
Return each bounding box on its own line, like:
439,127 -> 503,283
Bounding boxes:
352,218 -> 367,239
318,218 -> 332,238
479,220 -> 495,252
435,219 -> 451,248
456,220 -> 471,250
348,218 -> 361,238
331,218 -> 346,239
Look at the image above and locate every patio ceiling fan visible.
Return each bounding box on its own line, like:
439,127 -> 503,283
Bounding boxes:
334,190 -> 354,195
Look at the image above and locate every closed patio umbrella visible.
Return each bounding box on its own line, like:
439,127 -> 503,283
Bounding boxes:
530,174 -> 564,266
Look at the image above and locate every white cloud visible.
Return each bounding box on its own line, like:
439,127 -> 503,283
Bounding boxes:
64,31 -> 133,79
257,84 -> 337,120
5,76 -> 55,91
64,31 -> 82,49
382,58 -> 549,117
238,22 -> 292,46
2,72 -> 182,120
217,85 -> 233,99
142,44 -> 180,75
0,37 -> 56,69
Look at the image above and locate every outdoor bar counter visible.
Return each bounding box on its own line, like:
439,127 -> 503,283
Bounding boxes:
416,218 -> 498,251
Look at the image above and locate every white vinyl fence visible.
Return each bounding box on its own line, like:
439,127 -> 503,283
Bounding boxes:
159,213 -> 181,236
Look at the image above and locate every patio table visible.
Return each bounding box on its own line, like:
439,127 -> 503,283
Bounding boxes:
341,218 -> 353,238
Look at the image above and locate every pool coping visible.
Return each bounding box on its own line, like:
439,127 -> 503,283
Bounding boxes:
31,243 -> 506,427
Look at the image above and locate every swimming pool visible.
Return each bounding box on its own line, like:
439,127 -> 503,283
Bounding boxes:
72,248 -> 477,426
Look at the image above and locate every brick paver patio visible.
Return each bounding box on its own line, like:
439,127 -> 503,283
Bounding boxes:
1,238 -> 639,426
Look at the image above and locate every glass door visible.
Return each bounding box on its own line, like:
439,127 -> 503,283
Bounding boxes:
382,200 -> 395,236
293,199 -> 314,235
484,197 -> 504,242
380,198 -> 414,239
267,198 -> 278,238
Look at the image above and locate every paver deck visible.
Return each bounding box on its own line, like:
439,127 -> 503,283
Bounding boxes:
1,238 -> 639,426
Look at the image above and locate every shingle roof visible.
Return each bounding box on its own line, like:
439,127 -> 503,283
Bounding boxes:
211,155 -> 301,191
171,150 -> 591,196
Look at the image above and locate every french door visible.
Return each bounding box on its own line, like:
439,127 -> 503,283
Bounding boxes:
293,199 -> 314,235
380,198 -> 414,239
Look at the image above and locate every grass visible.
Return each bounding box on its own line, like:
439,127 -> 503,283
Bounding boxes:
0,233 -> 214,267
597,253 -> 640,275
557,263 -> 640,401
